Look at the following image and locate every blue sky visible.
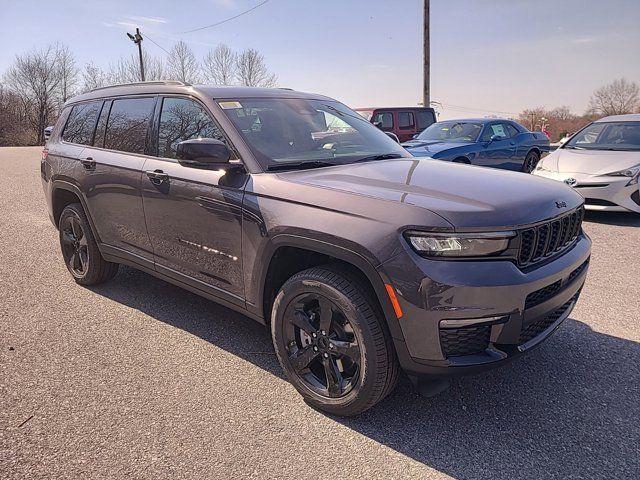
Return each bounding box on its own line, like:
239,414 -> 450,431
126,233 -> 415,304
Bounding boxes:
1,0 -> 639,119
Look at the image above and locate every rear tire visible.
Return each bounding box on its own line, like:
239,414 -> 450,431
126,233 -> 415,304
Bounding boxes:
59,203 -> 119,285
523,150 -> 540,173
271,265 -> 399,416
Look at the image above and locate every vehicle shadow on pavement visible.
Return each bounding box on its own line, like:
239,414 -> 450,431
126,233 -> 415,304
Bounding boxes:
584,210 -> 640,227
91,266 -> 639,479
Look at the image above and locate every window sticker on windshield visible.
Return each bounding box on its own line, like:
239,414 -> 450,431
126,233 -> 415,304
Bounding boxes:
219,101 -> 243,110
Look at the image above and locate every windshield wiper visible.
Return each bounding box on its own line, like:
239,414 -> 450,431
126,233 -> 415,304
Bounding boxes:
354,153 -> 404,163
266,160 -> 339,172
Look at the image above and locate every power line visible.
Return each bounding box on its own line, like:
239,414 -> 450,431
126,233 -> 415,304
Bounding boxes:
144,33 -> 171,55
180,0 -> 270,34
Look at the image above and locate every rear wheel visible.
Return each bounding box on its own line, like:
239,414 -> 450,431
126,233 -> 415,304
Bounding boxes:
59,203 -> 119,285
271,266 -> 399,416
523,150 -> 540,173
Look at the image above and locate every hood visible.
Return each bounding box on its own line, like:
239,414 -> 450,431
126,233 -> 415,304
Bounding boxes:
277,159 -> 583,230
543,148 -> 640,175
402,139 -> 472,155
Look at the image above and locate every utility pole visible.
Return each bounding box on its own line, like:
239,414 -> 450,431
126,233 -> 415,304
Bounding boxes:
126,28 -> 145,81
423,0 -> 430,108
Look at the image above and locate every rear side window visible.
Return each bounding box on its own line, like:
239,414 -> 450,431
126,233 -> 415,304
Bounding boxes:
416,110 -> 435,130
373,112 -> 393,130
62,101 -> 102,145
158,97 -> 226,159
104,97 -> 155,154
398,112 -> 415,129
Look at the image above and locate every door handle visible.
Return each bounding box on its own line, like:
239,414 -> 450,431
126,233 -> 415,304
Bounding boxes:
146,169 -> 169,185
81,157 -> 95,170
510,142 -> 516,145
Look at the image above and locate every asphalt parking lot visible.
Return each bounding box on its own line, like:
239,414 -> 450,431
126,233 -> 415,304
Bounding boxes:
1,146 -> 638,479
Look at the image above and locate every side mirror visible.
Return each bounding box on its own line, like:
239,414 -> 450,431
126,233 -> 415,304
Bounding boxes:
384,131 -> 400,143
412,133 -> 419,139
373,121 -> 383,130
176,138 -> 231,168
489,134 -> 503,142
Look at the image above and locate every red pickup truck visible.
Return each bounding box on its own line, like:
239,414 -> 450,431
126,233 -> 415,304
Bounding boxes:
355,107 -> 437,143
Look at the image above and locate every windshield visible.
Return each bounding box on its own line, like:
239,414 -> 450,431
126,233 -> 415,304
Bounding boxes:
416,121 -> 483,142
565,121 -> 640,151
219,98 -> 410,170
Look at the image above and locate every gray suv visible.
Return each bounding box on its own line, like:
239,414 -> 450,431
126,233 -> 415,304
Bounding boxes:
41,81 -> 591,415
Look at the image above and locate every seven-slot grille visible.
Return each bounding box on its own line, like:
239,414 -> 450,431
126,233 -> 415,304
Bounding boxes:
518,207 -> 584,267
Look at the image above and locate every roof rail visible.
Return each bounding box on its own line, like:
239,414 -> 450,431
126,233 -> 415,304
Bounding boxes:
90,80 -> 191,92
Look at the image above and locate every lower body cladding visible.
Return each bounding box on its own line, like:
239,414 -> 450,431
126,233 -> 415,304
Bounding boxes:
378,233 -> 591,378
534,171 -> 640,213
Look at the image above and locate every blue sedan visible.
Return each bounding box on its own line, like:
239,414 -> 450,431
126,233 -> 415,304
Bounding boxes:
402,118 -> 550,173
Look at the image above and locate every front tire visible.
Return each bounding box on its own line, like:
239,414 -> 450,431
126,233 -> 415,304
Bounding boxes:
271,266 -> 399,416
523,150 -> 540,173
59,203 -> 119,285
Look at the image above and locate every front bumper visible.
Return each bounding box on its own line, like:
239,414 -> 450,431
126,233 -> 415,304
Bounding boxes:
378,233 -> 591,377
534,170 -> 640,213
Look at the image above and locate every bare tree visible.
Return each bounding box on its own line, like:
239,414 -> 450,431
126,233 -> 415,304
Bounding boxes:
236,48 -> 277,88
55,43 -> 79,104
518,106 -> 547,131
108,52 -> 165,84
588,78 -> 640,116
4,46 -> 62,144
166,40 -> 200,83
0,83 -> 32,146
82,62 -> 108,92
549,105 -> 575,121
202,44 -> 236,85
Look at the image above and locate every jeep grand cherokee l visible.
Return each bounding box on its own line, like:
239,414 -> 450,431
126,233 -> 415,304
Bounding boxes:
41,81 -> 591,416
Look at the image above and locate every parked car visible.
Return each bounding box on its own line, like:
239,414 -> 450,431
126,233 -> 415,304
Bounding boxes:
534,114 -> 640,213
355,107 -> 437,142
42,82 -> 590,415
402,118 -> 551,172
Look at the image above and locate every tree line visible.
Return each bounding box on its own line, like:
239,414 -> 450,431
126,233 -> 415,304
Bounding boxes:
0,41 -> 277,146
519,78 -> 640,142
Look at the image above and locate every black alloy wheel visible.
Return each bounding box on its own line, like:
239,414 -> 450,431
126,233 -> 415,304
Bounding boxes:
271,266 -> 399,416
60,214 -> 89,277
523,150 -> 540,173
284,293 -> 361,398
58,203 -> 119,285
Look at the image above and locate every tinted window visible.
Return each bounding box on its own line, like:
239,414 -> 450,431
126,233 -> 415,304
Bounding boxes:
158,98 -> 226,159
398,112 -> 415,129
505,123 -> 520,138
372,112 -> 393,130
104,98 -> 155,154
93,100 -> 111,148
416,110 -> 435,130
62,101 -> 102,145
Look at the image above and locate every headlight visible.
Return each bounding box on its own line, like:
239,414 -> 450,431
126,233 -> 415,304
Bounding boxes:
405,231 -> 515,257
602,166 -> 640,186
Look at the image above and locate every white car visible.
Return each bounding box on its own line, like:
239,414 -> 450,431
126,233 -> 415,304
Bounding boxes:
533,114 -> 640,213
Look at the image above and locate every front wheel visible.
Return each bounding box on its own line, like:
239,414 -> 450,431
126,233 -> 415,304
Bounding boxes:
271,266 -> 399,416
523,150 -> 540,173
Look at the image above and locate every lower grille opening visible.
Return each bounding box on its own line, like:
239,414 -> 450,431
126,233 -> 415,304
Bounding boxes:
631,190 -> 640,206
440,325 -> 490,357
519,293 -> 579,344
567,259 -> 589,284
525,280 -> 562,309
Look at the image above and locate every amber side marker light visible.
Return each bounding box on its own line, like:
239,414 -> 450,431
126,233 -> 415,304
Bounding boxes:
385,284 -> 403,319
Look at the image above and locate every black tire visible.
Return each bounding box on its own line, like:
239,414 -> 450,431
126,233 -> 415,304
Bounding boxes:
59,203 -> 119,285
271,265 -> 399,416
523,150 -> 540,173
